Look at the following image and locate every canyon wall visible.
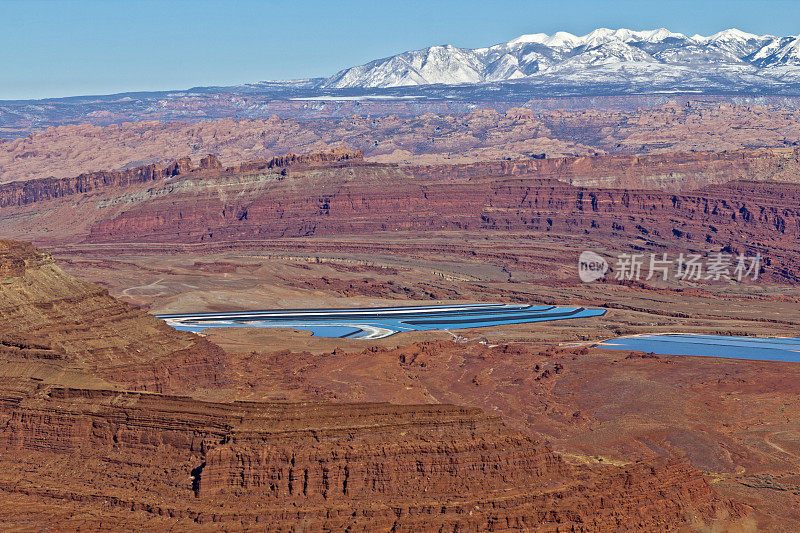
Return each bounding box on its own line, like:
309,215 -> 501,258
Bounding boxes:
0,146 -> 798,210
0,147 -> 364,208
1,151 -> 797,282
0,385 -> 734,530
408,146 -> 800,190
79,171 -> 799,282
0,240 -> 224,392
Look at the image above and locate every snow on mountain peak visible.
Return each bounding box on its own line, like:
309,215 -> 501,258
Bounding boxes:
511,28 -> 686,49
320,28 -> 800,90
642,28 -> 687,41
707,28 -> 764,42
578,28 -> 684,48
507,33 -> 550,46
544,31 -> 581,48
509,31 -> 581,48
759,35 -> 800,66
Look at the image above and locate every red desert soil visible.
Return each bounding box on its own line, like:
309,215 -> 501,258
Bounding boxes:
0,239 -> 751,531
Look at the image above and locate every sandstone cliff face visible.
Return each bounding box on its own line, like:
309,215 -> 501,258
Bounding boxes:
0,147 -> 364,208
76,169 -> 799,283
0,240 -> 224,392
408,146 -> 800,190
0,150 -> 796,282
0,386 -> 734,531
230,145 -> 364,173
0,146 -> 797,210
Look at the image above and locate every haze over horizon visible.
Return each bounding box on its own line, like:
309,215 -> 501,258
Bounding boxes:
2,0 -> 799,100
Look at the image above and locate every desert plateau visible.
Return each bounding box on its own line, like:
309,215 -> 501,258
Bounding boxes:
2,3 -> 800,531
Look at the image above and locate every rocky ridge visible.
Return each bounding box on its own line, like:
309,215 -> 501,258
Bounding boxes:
1,145 -> 799,212
0,147 -> 363,206
0,240 -> 224,392
0,386 -> 733,530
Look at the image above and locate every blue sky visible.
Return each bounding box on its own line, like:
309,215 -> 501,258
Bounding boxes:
2,0 -> 798,100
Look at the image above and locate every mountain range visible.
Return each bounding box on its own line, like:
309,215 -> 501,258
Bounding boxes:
321,28 -> 800,90
3,28 -> 800,139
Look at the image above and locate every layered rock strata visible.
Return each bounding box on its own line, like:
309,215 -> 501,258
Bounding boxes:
0,147 -> 363,208
0,240 -> 224,392
0,386 -> 734,531
1,150 -> 797,282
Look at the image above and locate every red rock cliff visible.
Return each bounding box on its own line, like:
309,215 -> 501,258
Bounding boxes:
0,239 -> 224,392
0,386 -> 737,531
0,147 -> 364,208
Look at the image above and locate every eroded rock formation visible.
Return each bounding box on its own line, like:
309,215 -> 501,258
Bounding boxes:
0,240 -> 224,392
1,149 -> 797,283
3,102 -> 800,184
407,146 -> 800,190
75,169 -> 798,283
0,147 -> 364,208
0,386 -> 735,530
1,146 -> 798,210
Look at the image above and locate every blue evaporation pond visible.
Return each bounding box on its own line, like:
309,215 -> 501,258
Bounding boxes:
158,304 -> 607,339
171,325 -> 211,333
393,308 -> 606,331
172,323 -> 361,338
302,326 -> 363,338
599,334 -> 800,363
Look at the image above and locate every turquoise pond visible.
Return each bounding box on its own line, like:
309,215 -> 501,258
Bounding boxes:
598,334 -> 800,363
157,303 -> 606,339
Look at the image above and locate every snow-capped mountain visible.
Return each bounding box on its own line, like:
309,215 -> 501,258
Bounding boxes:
754,35 -> 800,66
320,28 -> 800,91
